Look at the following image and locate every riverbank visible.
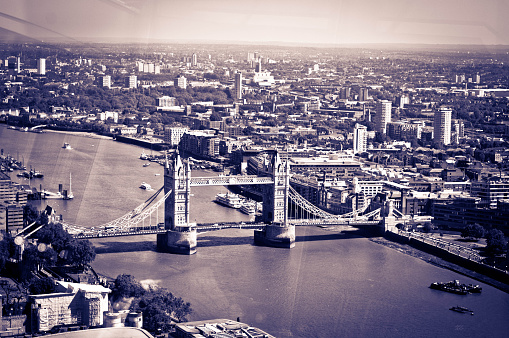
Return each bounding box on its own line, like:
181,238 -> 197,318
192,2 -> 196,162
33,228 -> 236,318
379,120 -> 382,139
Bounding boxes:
369,236 -> 509,294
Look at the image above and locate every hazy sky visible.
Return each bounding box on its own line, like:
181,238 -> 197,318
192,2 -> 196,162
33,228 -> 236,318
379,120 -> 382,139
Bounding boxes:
1,0 -> 508,45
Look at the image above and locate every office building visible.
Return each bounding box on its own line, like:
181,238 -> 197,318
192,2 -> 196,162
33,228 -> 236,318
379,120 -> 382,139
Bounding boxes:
101,75 -> 111,88
157,96 -> 177,107
374,100 -> 392,134
434,108 -> 452,146
192,53 -> 197,67
175,75 -> 187,89
358,88 -> 369,101
125,75 -> 137,89
353,124 -> 368,154
340,87 -> 351,100
37,58 -> 46,75
234,72 -> 242,100
387,121 -> 422,141
164,127 -> 188,146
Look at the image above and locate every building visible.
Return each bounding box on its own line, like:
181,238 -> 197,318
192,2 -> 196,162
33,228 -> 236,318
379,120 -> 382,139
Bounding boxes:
340,87 -> 350,100
29,282 -> 111,333
358,88 -> 369,101
434,108 -> 452,146
124,75 -> 137,89
175,75 -> 187,89
97,111 -> 119,123
100,75 -> 111,89
374,100 -> 392,134
37,58 -> 46,75
471,177 -> 509,208
353,124 -> 368,154
157,96 -> 177,107
8,57 -> 20,73
234,72 -> 242,100
174,319 -> 275,338
387,121 -> 422,141
164,127 -> 188,146
191,53 -> 197,67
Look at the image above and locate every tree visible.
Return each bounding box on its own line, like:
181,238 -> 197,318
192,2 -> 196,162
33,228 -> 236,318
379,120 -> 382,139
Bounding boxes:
485,229 -> 507,255
461,224 -> 485,241
111,274 -> 145,299
130,287 -> 192,333
28,277 -> 57,295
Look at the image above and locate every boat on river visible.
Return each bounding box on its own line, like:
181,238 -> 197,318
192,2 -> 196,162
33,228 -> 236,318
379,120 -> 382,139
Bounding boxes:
449,306 -> 474,315
429,280 -> 482,295
140,182 -> 152,190
63,142 -> 72,150
240,201 -> 257,215
215,193 -> 243,209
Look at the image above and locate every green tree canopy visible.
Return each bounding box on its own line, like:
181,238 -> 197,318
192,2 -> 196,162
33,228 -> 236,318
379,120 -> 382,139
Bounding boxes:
485,229 -> 507,255
461,224 -> 485,241
130,287 -> 192,333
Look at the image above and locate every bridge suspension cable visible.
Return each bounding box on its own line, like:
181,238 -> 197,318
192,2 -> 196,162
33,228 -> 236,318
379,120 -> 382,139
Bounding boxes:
288,186 -> 374,220
62,187 -> 170,236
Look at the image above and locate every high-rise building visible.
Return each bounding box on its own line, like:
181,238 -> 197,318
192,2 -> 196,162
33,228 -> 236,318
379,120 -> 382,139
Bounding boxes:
475,73 -> 481,84
7,57 -> 20,73
191,53 -> 197,67
101,75 -> 111,89
358,88 -> 369,101
164,127 -> 188,146
374,100 -> 392,134
434,108 -> 452,146
353,124 -> 368,154
340,87 -> 350,100
255,59 -> 262,72
37,58 -> 46,75
234,72 -> 242,100
175,75 -> 187,89
125,75 -> 137,88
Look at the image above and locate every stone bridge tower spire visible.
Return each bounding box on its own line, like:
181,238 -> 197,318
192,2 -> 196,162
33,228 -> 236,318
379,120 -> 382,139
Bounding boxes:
158,152 -> 197,254
164,152 -> 191,230
255,151 -> 295,248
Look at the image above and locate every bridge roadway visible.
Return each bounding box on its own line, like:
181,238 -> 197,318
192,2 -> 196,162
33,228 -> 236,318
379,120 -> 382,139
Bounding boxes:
74,219 -> 380,239
190,175 -> 274,186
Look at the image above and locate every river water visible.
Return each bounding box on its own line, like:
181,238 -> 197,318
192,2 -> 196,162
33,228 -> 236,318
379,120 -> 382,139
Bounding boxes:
1,125 -> 508,337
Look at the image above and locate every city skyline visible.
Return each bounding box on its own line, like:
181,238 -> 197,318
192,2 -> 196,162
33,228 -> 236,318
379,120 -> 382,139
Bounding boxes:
0,0 -> 509,46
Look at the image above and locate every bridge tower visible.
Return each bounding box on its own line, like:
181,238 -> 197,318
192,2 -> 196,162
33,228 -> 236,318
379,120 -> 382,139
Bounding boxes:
255,152 -> 295,248
157,152 -> 197,254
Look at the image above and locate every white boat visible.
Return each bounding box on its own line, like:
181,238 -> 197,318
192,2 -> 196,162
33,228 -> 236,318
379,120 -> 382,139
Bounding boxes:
240,202 -> 257,215
63,142 -> 72,150
140,152 -> 148,160
140,182 -> 152,190
215,193 -> 243,209
143,163 -> 150,167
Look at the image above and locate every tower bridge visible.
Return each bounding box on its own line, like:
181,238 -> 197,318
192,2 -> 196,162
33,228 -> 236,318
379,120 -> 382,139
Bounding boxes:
62,151 -> 401,254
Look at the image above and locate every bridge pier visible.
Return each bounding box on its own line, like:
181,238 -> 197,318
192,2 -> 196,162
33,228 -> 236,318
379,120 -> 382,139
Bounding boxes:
157,225 -> 197,255
254,223 -> 295,248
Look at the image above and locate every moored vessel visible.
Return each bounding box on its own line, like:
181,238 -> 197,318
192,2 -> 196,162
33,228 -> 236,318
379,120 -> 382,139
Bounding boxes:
240,201 -> 257,215
215,193 -> 243,209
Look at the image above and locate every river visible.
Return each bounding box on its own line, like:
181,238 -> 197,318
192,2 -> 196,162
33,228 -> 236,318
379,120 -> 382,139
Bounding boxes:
1,125 -> 508,337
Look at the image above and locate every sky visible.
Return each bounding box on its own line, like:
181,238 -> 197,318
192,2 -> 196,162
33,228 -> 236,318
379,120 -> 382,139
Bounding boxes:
0,0 -> 508,46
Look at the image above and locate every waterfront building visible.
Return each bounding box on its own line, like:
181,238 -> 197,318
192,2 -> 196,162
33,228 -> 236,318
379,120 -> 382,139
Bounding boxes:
164,127 -> 188,146
234,71 -> 242,100
180,131 -> 220,158
434,108 -> 452,146
471,176 -> 509,208
374,100 -> 392,134
124,75 -> 137,88
174,319 -> 275,338
353,123 -> 368,154
37,58 -> 46,75
97,111 -> 119,123
175,75 -> 187,89
29,282 -> 111,332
